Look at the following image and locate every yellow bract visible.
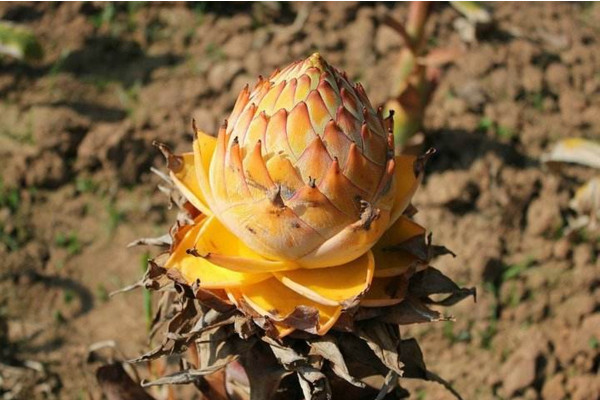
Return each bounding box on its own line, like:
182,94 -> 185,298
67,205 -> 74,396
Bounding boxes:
164,217 -> 270,288
228,278 -> 342,336
273,251 -> 374,306
170,152 -> 212,216
195,216 -> 298,273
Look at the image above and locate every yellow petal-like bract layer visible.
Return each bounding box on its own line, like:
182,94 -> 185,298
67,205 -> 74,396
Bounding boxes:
195,216 -> 299,273
170,152 -> 212,216
164,218 -> 270,288
389,155 -> 422,225
192,128 -> 218,210
373,216 -> 427,277
273,251 -> 375,306
228,278 -> 342,335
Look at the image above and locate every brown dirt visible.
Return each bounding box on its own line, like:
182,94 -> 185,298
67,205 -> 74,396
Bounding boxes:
1,2 -> 599,399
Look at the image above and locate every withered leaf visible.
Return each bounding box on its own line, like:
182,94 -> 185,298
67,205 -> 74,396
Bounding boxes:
166,293 -> 200,336
111,260 -> 169,296
387,233 -> 455,264
337,334 -> 390,379
194,286 -> 235,313
141,365 -> 225,387
279,305 -> 320,334
149,291 -> 176,340
374,370 -> 398,400
402,203 -> 418,218
328,372 -> 404,400
357,323 -> 403,376
385,234 -> 428,261
130,298 -> 235,364
378,297 -> 450,325
234,315 -> 258,339
310,336 -> 365,388
197,325 -> 255,374
399,339 -> 463,400
297,366 -> 332,400
264,336 -> 308,369
408,267 -> 476,305
352,307 -> 386,322
168,310 -> 237,342
238,344 -> 293,400
190,279 -> 234,311
127,233 -> 172,249
331,307 -> 358,331
96,363 -> 155,400
196,370 -> 230,400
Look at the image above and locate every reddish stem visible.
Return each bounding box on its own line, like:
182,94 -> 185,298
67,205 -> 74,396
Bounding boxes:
406,1 -> 430,53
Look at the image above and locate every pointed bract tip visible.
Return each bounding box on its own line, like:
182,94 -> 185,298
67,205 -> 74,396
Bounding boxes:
152,140 -> 183,173
268,185 -> 286,209
414,147 -> 437,177
362,107 -> 369,120
358,200 -> 381,231
307,52 -> 329,71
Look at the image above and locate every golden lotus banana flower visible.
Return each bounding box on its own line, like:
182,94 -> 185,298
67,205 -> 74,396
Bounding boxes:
162,53 -> 429,337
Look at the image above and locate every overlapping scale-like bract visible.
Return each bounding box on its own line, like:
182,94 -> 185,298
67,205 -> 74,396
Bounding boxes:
165,53 -> 428,336
208,53 -> 396,267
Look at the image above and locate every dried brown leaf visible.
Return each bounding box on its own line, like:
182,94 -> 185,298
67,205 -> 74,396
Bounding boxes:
238,345 -> 293,400
97,363 -> 155,400
408,267 -> 476,305
141,366 -> 224,387
264,337 -> 308,369
197,325 -> 255,373
127,233 -> 172,249
310,336 -> 365,388
399,339 -> 463,400
378,297 -> 450,325
374,370 -> 398,400
357,323 -> 403,376
297,366 -> 332,400
191,280 -> 235,313
337,334 -> 390,379
110,260 -> 169,296
278,305 -> 320,335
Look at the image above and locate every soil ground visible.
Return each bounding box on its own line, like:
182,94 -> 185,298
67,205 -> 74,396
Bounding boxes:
1,2 -> 599,400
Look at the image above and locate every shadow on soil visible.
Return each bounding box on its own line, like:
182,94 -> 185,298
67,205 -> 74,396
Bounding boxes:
425,128 -> 538,173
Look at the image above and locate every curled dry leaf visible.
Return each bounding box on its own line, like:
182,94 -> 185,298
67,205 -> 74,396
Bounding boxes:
542,138 -> 600,233
541,138 -> 600,169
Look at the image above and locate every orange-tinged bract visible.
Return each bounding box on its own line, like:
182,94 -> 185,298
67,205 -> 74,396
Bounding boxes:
165,53 -> 428,336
